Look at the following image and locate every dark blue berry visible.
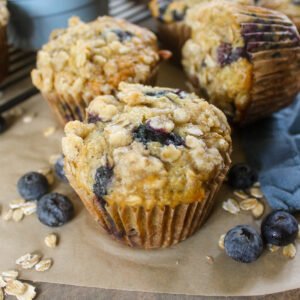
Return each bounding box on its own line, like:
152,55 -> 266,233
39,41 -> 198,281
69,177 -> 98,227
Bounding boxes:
224,225 -> 263,263
133,123 -> 184,147
111,29 -> 134,42
54,155 -> 68,183
93,165 -> 114,200
0,116 -> 6,134
17,172 -> 49,200
228,163 -> 257,189
261,211 -> 299,246
87,113 -> 102,124
37,193 -> 74,227
217,43 -> 248,67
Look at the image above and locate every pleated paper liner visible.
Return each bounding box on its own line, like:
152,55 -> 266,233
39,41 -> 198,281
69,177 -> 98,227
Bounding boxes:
0,26 -> 8,83
40,61 -> 161,126
156,21 -> 191,64
187,3 -> 300,124
65,152 -> 231,249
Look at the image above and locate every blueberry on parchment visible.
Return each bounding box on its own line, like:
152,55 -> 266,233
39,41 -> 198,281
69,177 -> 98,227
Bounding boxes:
17,172 -> 49,200
224,225 -> 263,263
228,163 -> 257,189
261,211 -> 299,246
37,193 -> 74,227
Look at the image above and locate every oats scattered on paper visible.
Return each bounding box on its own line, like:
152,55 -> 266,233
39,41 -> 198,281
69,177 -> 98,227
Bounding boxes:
222,198 -> 240,215
249,187 -> 264,199
251,202 -> 264,219
239,198 -> 258,211
267,244 -> 279,253
5,280 -> 26,296
43,126 -> 56,137
9,199 -> 26,209
218,234 -> 225,250
12,209 -> 24,222
2,209 -> 13,221
16,283 -> 36,300
49,154 -> 61,165
2,270 -> 18,282
35,259 -> 52,272
233,190 -> 248,200
44,233 -> 58,248
21,202 -> 37,216
283,244 -> 296,259
16,253 -> 41,270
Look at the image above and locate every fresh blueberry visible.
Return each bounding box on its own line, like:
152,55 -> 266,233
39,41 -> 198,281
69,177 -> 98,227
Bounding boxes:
93,165 -> 114,200
0,116 -> 6,134
133,124 -> 184,147
17,172 -> 49,200
54,155 -> 68,183
37,193 -> 74,227
228,163 -> 258,189
111,29 -> 134,42
261,211 -> 299,246
224,225 -> 263,263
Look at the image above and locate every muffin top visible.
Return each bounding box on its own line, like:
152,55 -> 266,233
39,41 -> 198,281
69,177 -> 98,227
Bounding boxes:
0,0 -> 9,27
62,82 -> 231,209
149,0 -> 255,24
31,16 -> 161,99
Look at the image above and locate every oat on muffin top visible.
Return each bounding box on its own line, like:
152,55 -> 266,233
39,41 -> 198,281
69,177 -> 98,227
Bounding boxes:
149,0 -> 255,24
62,82 -> 231,209
31,16 -> 161,101
0,0 -> 9,27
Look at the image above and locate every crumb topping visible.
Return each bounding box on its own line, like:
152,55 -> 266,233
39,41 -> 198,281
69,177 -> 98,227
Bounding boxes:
63,82 -> 231,209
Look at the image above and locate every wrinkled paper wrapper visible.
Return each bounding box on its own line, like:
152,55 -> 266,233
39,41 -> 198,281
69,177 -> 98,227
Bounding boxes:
0,63 -> 299,297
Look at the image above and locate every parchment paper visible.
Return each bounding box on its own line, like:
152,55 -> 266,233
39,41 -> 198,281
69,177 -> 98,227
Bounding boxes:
0,62 -> 299,297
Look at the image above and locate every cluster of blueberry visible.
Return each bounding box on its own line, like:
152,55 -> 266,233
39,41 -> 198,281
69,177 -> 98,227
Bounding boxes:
223,163 -> 299,263
17,156 -> 74,227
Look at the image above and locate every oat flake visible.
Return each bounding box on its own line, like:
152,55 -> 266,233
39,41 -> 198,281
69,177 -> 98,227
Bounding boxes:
233,190 -> 248,199
249,187 -> 264,198
251,201 -> 264,219
43,126 -> 56,137
206,256 -> 214,264
44,233 -> 57,248
239,198 -> 258,211
9,199 -> 26,209
5,280 -> 26,296
16,283 -> 36,300
2,209 -> 13,221
16,253 -> 41,269
222,198 -> 240,215
0,276 -> 6,288
35,259 -> 52,272
218,234 -> 225,250
283,243 -> 296,259
2,270 -> 18,281
267,244 -> 279,253
21,202 -> 37,216
13,209 -> 24,222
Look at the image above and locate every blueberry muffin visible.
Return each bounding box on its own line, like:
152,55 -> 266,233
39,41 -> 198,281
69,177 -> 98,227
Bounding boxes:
258,0 -> 300,32
31,16 -> 170,125
149,0 -> 255,61
0,0 -> 9,83
182,1 -> 300,123
62,82 -> 232,248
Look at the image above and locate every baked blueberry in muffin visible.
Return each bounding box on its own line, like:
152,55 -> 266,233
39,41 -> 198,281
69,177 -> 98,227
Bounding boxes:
62,82 -> 232,248
182,0 -> 300,123
31,16 -> 170,125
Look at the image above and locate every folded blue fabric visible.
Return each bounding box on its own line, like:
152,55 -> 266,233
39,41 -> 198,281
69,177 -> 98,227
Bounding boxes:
241,95 -> 300,212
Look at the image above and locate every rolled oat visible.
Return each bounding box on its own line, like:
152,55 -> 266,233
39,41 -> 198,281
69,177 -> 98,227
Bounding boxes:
222,198 -> 240,215
21,202 -> 37,216
239,198 -> 258,211
35,259 -> 52,272
44,233 -> 58,248
43,126 -> 56,137
12,209 -> 24,222
16,283 -> 36,300
283,243 -> 296,259
9,199 -> 26,209
249,187 -> 264,199
16,253 -> 41,269
233,190 -> 248,199
2,209 -> 13,221
251,202 -> 264,219
5,280 -> 26,296
218,234 -> 225,250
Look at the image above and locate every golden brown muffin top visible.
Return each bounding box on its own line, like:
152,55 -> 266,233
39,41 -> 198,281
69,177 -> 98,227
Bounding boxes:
0,0 -> 9,27
62,82 -> 231,209
31,16 -> 161,100
258,0 -> 300,19
149,0 -> 255,24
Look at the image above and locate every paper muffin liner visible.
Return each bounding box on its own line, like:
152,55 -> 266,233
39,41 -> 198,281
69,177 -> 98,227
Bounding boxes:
65,152 -> 231,249
41,63 -> 161,126
186,5 -> 300,124
157,21 -> 191,64
0,26 -> 8,83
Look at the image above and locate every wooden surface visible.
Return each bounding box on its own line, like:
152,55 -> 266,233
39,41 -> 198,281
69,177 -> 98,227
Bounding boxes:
5,282 -> 300,300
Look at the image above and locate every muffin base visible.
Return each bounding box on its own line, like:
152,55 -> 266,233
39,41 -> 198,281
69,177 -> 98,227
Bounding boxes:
0,26 -> 8,83
157,21 -> 191,64
42,63 -> 160,125
65,152 -> 231,249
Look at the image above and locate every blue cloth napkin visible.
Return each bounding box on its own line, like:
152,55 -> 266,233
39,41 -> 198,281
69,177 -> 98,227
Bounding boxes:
241,95 -> 300,212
